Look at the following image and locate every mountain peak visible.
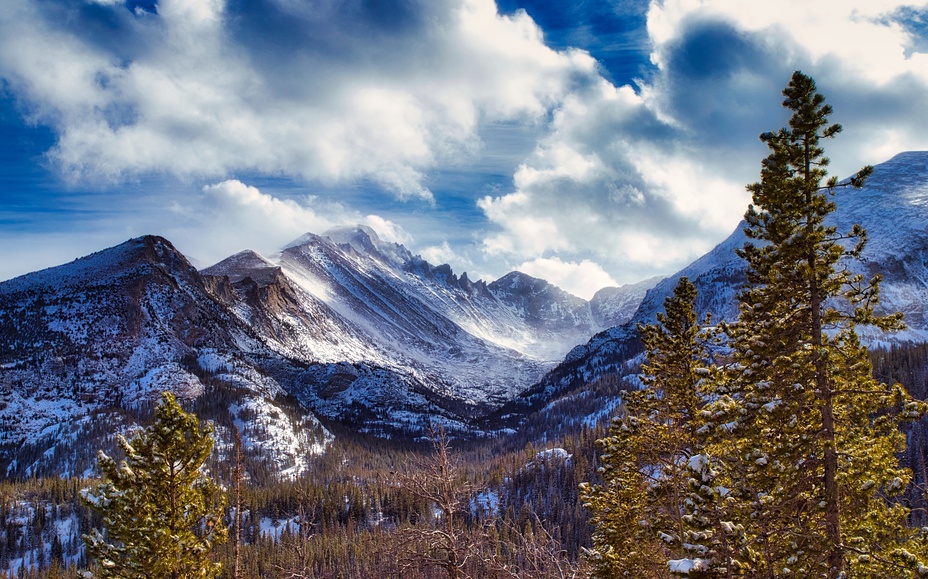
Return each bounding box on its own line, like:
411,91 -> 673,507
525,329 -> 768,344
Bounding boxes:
492,271 -> 543,290
323,224 -> 381,247
322,225 -> 413,265
488,271 -> 591,332
282,232 -> 324,251
202,250 -> 276,279
200,250 -> 284,292
0,235 -> 192,294
490,271 -> 576,300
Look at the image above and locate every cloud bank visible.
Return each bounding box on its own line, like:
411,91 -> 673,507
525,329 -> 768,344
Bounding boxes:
0,0 -> 594,201
478,0 -> 928,287
1,0 -> 927,297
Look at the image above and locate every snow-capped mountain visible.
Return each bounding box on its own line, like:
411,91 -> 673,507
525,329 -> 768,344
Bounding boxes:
635,151 -> 928,341
589,276 -> 665,329
0,236 -> 333,477
9,150 -> 928,475
0,225 -> 630,475
529,151 -> 928,405
277,226 -> 599,362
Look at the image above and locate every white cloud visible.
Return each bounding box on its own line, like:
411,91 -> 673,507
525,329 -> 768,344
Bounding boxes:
0,0 -> 596,200
3,0 -> 928,295
477,76 -> 730,287
643,0 -> 928,178
477,0 -> 928,293
190,180 -> 336,262
649,0 -> 927,84
418,241 -> 459,266
478,190 -> 568,256
363,214 -> 412,245
517,257 -> 618,300
183,180 -> 413,268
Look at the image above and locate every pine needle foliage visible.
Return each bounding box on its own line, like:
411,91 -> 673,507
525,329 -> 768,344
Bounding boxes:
82,392 -> 227,579
581,277 -> 712,578
699,71 -> 928,578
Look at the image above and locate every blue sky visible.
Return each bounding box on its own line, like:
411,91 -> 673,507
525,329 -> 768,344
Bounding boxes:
1,0 -> 928,299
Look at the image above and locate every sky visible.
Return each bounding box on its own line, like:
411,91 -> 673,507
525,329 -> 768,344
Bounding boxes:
1,0 -> 928,299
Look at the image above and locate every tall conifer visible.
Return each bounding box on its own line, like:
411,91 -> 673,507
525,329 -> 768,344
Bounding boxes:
582,277 -> 711,578
701,71 -> 927,578
82,392 -> 227,579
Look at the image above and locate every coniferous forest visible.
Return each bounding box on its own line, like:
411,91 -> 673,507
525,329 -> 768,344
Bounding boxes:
5,73 -> 928,578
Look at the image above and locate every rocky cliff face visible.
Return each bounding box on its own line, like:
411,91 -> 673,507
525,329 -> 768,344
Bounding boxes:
0,236 -> 325,477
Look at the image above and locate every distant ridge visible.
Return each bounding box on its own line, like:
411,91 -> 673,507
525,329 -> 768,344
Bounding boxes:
0,224 -> 658,476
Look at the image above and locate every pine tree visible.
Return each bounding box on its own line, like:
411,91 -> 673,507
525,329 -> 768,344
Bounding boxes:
700,71 -> 928,578
82,392 -> 227,579
581,277 -> 711,578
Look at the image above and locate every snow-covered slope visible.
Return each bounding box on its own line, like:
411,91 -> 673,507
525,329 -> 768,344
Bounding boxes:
278,226 -> 598,362
635,151 -> 928,338
0,236 -> 331,477
268,227 -> 598,406
590,276 -> 665,328
0,226 -> 649,474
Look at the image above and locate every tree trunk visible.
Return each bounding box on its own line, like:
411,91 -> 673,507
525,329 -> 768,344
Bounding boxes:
807,163 -> 842,577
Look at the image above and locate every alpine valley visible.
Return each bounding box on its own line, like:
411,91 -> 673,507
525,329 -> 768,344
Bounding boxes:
3,151 -> 928,480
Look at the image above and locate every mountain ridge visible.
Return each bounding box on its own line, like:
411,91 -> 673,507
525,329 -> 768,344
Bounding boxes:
8,151 -> 928,478
0,225 -> 658,476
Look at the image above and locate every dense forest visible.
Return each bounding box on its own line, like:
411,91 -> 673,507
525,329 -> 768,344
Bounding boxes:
0,340 -> 926,578
0,398 -> 605,578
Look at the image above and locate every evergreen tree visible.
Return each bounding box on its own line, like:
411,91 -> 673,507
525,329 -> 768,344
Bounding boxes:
82,392 -> 227,579
700,71 -> 927,578
581,277 -> 711,578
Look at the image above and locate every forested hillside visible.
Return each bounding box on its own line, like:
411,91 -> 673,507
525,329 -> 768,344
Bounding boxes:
0,338 -> 926,578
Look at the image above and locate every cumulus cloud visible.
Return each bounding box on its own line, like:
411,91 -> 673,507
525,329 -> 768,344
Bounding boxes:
419,241 -> 461,266
644,0 -> 928,177
477,77 -> 742,284
188,179 -> 336,262
201,180 -> 333,234
0,0 -> 595,200
517,257 -> 617,300
165,179 -> 409,268
363,214 -> 412,245
2,0 -> 927,300
477,0 -> 928,295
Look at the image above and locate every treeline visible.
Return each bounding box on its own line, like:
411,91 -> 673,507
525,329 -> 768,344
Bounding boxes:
0,411 -> 605,578
5,333 -> 928,578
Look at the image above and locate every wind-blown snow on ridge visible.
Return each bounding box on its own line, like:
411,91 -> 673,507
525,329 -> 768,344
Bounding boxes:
14,152 -> 928,470
0,225 -> 656,474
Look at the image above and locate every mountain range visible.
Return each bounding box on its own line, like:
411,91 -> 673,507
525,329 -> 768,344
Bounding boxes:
2,150 -> 928,478
0,220 -> 651,476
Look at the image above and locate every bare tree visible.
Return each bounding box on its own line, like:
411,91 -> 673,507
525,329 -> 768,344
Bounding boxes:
485,513 -> 589,579
231,429 -> 245,579
394,427 -> 479,579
